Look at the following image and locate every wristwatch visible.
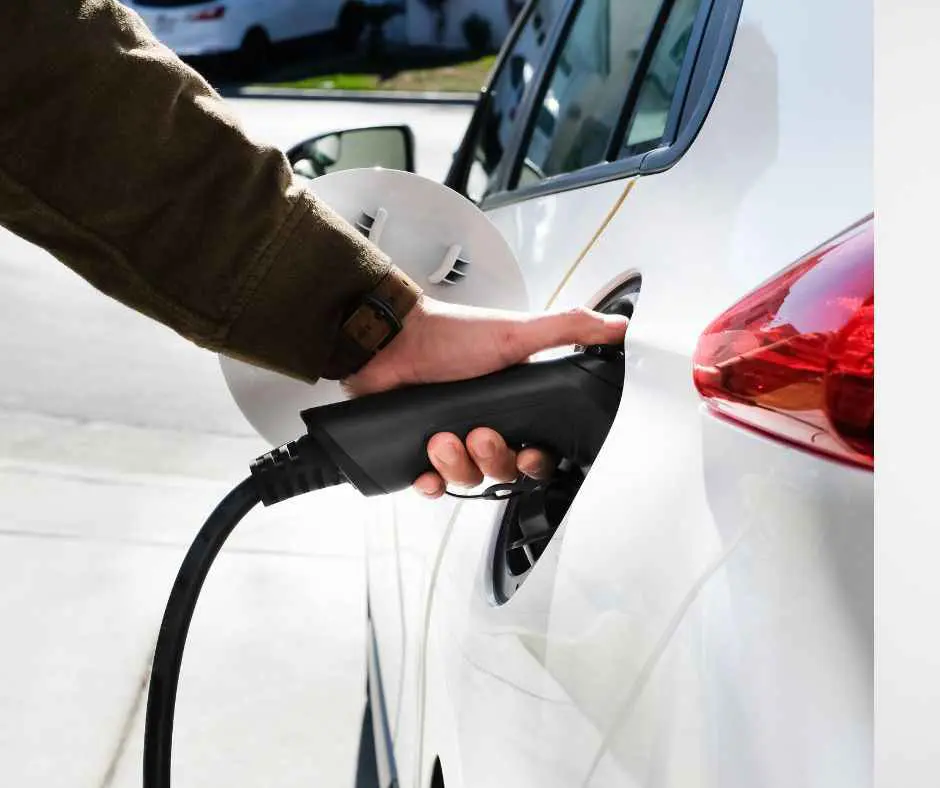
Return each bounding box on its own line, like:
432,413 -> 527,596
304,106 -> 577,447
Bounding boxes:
323,266 -> 423,379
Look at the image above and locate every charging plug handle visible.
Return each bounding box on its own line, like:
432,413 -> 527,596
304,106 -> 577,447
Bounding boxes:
302,350 -> 624,496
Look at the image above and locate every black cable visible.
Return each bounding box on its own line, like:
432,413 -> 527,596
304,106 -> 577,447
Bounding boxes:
143,437 -> 344,788
143,477 -> 261,788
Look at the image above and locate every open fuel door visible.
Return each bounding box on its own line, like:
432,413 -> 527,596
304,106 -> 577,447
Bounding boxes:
220,168 -> 530,445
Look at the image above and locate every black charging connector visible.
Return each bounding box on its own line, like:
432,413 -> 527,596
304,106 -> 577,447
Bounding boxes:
249,437 -> 344,506
143,348 -> 625,788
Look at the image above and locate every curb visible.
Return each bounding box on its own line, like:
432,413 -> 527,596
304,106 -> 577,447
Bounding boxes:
221,85 -> 479,106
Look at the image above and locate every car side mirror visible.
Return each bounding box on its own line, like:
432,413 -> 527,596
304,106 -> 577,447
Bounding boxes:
287,125 -> 415,179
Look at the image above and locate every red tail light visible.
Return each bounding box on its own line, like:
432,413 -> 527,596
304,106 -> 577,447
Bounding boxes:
693,216 -> 874,469
189,6 -> 225,21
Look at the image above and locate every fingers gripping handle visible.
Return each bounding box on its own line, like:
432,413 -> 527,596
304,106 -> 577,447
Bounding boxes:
300,352 -> 624,496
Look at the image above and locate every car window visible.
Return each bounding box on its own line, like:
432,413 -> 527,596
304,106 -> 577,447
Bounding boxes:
514,0 -> 664,187
512,0 -> 704,189
464,0 -> 564,203
619,0 -> 701,155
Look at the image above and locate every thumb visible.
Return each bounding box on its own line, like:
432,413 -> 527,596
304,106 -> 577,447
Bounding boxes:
507,307 -> 628,361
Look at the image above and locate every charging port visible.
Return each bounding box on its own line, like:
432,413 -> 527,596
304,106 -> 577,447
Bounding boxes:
490,275 -> 640,604
493,461 -> 585,603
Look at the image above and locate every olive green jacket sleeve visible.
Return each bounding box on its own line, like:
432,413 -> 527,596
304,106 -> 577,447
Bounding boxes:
0,0 -> 419,383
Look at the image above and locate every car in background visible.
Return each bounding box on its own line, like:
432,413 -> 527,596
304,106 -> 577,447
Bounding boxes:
227,0 -> 874,785
127,0 -> 377,72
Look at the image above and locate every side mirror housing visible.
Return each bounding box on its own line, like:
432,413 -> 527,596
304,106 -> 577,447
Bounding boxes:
287,125 -> 415,178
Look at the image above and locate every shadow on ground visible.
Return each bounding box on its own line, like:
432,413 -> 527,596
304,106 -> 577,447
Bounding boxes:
189,33 -> 491,94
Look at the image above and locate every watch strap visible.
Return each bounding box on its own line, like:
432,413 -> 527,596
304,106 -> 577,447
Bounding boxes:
322,267 -> 423,379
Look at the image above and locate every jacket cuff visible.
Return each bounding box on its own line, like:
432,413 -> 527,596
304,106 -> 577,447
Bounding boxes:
222,184 -> 422,383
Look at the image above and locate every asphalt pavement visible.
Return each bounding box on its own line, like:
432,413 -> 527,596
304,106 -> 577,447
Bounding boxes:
0,97 -> 472,787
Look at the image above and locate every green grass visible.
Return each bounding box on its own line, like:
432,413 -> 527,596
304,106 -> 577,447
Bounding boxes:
265,54 -> 496,94
287,73 -> 381,91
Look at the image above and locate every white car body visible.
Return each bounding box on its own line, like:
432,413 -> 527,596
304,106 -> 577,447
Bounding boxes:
128,0 -> 349,58
226,0 -> 873,785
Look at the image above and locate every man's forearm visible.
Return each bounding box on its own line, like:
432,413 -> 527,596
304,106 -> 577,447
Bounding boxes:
0,0 -> 418,382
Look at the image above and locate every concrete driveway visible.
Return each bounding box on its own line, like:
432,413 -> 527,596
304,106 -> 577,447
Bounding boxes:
0,96 -> 472,787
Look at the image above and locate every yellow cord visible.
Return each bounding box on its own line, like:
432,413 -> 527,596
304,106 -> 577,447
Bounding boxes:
544,178 -> 637,309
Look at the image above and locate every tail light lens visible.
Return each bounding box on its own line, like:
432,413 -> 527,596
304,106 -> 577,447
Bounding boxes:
189,6 -> 225,21
693,216 -> 874,469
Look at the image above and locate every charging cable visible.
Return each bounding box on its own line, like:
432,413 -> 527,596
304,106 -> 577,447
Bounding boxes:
142,348 -> 624,788
144,438 -> 346,788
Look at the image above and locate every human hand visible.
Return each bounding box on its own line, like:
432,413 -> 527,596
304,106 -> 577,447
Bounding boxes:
343,296 -> 628,499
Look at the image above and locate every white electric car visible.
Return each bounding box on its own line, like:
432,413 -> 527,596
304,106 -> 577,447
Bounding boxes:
227,0 -> 873,785
127,0 -> 371,63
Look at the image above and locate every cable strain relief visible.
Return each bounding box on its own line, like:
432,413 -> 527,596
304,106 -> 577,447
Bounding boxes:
249,436 -> 343,506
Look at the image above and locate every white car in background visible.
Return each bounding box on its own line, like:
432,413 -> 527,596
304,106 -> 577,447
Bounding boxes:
226,0 -> 873,785
127,0 -> 371,67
